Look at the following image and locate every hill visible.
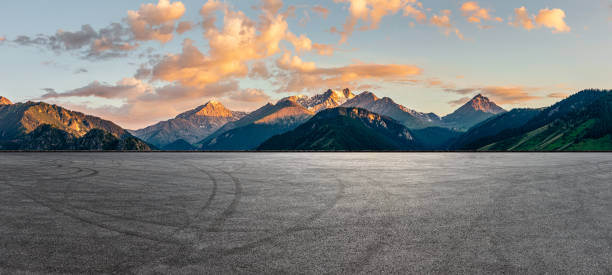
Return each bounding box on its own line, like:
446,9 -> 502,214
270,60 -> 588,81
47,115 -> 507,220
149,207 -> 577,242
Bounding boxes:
132,100 -> 246,148
0,100 -> 150,151
258,107 -> 420,151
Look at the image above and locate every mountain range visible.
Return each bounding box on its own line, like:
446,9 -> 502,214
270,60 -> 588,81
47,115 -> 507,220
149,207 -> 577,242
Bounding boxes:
0,101 -> 150,151
131,100 -> 246,148
258,107 -> 420,151
1,88 -> 610,151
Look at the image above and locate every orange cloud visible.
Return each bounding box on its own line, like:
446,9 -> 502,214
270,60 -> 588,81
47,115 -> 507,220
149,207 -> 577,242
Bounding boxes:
229,88 -> 271,103
511,6 -> 571,33
444,86 -> 541,104
277,61 -> 422,93
403,4 -> 427,23
332,0 -> 405,43
38,78 -> 264,129
151,0 -> 330,89
176,21 -> 193,34
535,8 -> 571,33
448,97 -> 471,107
430,10 -> 464,39
548,92 -> 570,99
312,5 -> 330,19
276,52 -> 317,72
127,0 -> 186,43
460,1 -> 495,24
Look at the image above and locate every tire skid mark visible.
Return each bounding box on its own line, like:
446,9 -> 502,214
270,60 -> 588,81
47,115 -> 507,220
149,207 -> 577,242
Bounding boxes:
344,176 -> 395,274
206,168 -> 242,233
111,162 -> 222,274
432,160 -> 604,273
218,179 -> 345,257
0,181 -> 182,246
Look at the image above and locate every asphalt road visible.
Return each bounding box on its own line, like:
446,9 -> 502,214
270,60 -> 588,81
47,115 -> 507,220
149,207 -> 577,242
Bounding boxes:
1,153 -> 612,274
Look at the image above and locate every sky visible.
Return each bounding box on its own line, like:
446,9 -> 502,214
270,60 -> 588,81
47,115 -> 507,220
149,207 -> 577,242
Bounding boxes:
0,0 -> 610,129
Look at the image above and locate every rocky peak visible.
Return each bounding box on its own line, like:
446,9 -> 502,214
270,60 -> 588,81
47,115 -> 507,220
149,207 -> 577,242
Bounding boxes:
0,96 -> 12,105
176,100 -> 234,119
465,94 -> 505,114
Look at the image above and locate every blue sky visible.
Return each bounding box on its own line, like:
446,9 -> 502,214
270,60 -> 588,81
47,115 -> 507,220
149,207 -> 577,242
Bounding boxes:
0,0 -> 610,128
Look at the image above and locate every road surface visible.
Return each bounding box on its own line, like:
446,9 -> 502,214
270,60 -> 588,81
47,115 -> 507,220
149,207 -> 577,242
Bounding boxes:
1,153 -> 612,274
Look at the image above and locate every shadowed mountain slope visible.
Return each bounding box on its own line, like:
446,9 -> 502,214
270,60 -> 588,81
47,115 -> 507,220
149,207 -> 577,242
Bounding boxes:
476,89 -> 612,151
199,98 -> 314,150
0,101 -> 150,150
341,91 -> 440,129
442,94 -> 506,130
258,107 -> 420,151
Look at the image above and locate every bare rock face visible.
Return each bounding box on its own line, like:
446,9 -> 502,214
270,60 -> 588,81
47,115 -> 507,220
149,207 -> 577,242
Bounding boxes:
341,91 -> 441,129
0,102 -> 150,151
442,94 -> 507,130
0,96 -> 12,105
132,100 -> 247,148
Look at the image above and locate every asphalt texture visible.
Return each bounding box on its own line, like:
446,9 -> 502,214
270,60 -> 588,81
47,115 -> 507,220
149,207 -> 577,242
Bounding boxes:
1,153 -> 612,274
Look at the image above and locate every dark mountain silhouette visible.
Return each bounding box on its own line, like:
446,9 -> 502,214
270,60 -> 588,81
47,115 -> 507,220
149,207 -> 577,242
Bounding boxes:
258,107 -> 420,151
475,89 -> 612,151
161,139 -> 196,151
451,108 -> 542,150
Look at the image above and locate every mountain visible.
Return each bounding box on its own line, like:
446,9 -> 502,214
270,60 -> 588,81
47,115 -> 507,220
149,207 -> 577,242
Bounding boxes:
451,108 -> 542,150
161,139 -> 196,151
341,91 -> 440,129
477,89 -> 612,151
0,96 -> 12,105
132,100 -> 246,148
0,101 -> 150,150
199,98 -> 314,150
258,107 -> 420,151
410,127 -> 463,150
442,94 -> 506,130
286,88 -> 355,112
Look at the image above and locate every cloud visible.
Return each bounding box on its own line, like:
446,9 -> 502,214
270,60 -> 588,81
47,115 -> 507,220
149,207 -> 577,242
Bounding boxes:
176,21 -> 194,34
11,23 -> 138,60
74,68 -> 88,74
229,88 -> 271,103
448,97 -> 471,107
312,5 -> 330,19
39,78 -> 244,128
150,0 -> 328,89
248,61 -> 271,79
430,10 -> 464,39
332,0 -> 406,43
445,86 -> 540,104
511,6 -> 571,33
276,58 -> 422,93
8,1 -> 190,59
312,43 -> 334,56
548,92 -> 569,99
511,7 -> 535,30
403,3 -> 427,23
460,2 -> 498,24
127,0 -> 186,43
535,8 -> 571,33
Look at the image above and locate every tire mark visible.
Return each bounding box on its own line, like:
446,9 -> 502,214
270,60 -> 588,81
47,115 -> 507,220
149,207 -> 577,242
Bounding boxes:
343,176 -> 395,274
206,169 -> 242,232
0,180 -> 182,246
218,179 -> 345,257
